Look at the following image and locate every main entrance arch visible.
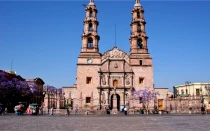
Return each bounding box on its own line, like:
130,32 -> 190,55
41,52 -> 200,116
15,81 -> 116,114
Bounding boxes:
110,94 -> 120,111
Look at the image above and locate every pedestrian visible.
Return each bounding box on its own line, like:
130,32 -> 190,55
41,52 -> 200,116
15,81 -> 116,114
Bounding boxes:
50,107 -> 54,116
74,107 -> 78,116
67,107 -> 70,116
201,106 -> 205,115
124,106 -> 127,115
4,107 -> 7,114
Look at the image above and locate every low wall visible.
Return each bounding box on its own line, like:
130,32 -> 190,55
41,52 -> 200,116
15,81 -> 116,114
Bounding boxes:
43,109 -> 105,115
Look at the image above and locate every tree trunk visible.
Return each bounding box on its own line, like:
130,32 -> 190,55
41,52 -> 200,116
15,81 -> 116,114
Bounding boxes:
146,103 -> 149,115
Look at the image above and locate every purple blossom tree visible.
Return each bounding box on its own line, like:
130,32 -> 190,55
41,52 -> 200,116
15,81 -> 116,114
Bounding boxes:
43,85 -> 62,94
0,71 -> 38,105
132,87 -> 159,115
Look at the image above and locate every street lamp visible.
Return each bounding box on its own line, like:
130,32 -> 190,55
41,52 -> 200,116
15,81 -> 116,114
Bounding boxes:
166,93 -> 168,111
185,81 -> 190,97
200,87 -> 204,107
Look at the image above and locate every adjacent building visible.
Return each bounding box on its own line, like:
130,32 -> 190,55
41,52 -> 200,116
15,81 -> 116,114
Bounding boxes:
174,82 -> 210,107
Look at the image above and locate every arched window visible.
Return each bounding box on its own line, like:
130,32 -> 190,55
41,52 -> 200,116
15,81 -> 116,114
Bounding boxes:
90,10 -> 93,17
89,23 -> 93,31
113,80 -> 118,87
137,23 -> 141,32
88,37 -> 93,48
137,38 -> 142,49
137,11 -> 140,18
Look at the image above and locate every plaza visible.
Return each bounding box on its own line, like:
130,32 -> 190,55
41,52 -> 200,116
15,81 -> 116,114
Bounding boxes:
0,114 -> 210,131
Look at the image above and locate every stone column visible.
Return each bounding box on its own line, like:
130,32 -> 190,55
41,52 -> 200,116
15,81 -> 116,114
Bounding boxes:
121,92 -> 125,107
111,94 -> 118,114
90,92 -> 94,110
44,93 -> 49,114
80,92 -> 83,110
129,99 -> 134,114
129,91 -> 134,114
105,91 -> 109,106
57,94 -> 60,109
98,90 -> 101,110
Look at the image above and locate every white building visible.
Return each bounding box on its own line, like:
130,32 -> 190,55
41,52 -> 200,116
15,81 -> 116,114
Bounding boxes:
173,82 -> 210,107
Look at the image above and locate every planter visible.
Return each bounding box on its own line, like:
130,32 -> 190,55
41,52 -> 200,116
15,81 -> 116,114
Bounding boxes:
189,111 -> 192,114
159,111 -> 162,115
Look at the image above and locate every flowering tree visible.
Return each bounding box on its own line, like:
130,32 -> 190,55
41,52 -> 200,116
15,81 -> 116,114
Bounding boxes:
43,85 -> 62,94
0,71 -> 38,105
132,87 -> 159,115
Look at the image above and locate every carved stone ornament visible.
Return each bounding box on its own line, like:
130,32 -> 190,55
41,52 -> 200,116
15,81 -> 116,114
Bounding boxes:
125,74 -> 130,85
114,63 -> 118,68
101,46 -> 129,63
126,81 -> 130,85
101,75 -> 106,85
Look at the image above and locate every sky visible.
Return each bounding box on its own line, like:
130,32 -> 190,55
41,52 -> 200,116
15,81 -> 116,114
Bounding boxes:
1,0 -> 210,91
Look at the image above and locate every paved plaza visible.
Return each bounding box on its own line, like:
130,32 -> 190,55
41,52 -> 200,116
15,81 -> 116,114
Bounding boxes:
0,114 -> 210,131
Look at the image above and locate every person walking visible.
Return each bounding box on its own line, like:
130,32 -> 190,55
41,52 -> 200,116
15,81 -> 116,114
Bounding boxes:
50,107 -> 54,116
74,107 -> 78,116
67,107 -> 70,116
124,106 -> 128,115
4,107 -> 7,114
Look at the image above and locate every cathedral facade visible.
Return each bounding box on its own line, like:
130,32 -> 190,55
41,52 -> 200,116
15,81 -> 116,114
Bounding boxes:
63,0 -> 154,113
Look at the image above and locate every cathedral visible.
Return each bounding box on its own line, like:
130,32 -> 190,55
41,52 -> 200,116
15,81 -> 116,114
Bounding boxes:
62,0 -> 154,114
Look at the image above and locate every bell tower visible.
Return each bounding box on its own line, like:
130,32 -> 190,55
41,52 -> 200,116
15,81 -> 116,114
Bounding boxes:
130,0 -> 148,54
80,0 -> 100,56
129,0 -> 152,66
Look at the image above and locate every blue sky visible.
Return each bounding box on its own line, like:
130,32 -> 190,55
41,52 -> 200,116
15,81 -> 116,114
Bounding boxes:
1,1 -> 210,91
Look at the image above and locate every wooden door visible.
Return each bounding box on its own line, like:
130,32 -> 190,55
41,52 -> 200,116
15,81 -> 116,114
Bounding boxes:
158,99 -> 164,110
113,80 -> 118,86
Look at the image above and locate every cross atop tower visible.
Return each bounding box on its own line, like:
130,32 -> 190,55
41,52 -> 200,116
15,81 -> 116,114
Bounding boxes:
89,0 -> 95,5
134,0 -> 141,7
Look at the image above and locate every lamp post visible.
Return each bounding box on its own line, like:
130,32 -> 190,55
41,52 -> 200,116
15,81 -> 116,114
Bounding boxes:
185,81 -> 190,97
200,87 -> 204,107
166,93 -> 168,111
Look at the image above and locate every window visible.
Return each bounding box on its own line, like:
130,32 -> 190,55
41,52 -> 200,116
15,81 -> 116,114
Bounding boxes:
87,38 -> 93,48
139,78 -> 144,84
86,77 -> 92,84
113,80 -> 118,87
140,60 -> 142,65
137,38 -> 142,49
137,23 -> 141,32
90,10 -> 93,17
86,97 -> 91,103
137,11 -> 140,18
88,23 -> 93,31
196,89 -> 200,96
181,89 -> 184,94
186,89 -> 188,95
139,97 -> 142,103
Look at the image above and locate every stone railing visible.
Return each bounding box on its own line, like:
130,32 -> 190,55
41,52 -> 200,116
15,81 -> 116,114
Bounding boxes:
43,108 -> 105,115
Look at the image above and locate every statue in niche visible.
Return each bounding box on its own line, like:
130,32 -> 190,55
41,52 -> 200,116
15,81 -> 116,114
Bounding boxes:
125,74 -> 130,85
101,92 -> 106,104
114,63 -> 118,68
101,75 -> 106,85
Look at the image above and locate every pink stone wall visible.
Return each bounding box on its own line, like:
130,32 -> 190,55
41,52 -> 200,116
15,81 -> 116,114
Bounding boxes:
132,66 -> 154,91
75,65 -> 100,107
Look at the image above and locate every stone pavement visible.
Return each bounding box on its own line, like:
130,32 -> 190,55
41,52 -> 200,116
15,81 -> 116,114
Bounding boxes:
0,114 -> 210,131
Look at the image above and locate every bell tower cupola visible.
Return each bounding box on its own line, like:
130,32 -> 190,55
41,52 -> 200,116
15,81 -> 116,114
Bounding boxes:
81,0 -> 100,54
129,0 -> 152,66
129,0 -> 148,54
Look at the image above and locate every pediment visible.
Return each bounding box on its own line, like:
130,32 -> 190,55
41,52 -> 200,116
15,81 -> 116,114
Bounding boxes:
101,46 -> 129,63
